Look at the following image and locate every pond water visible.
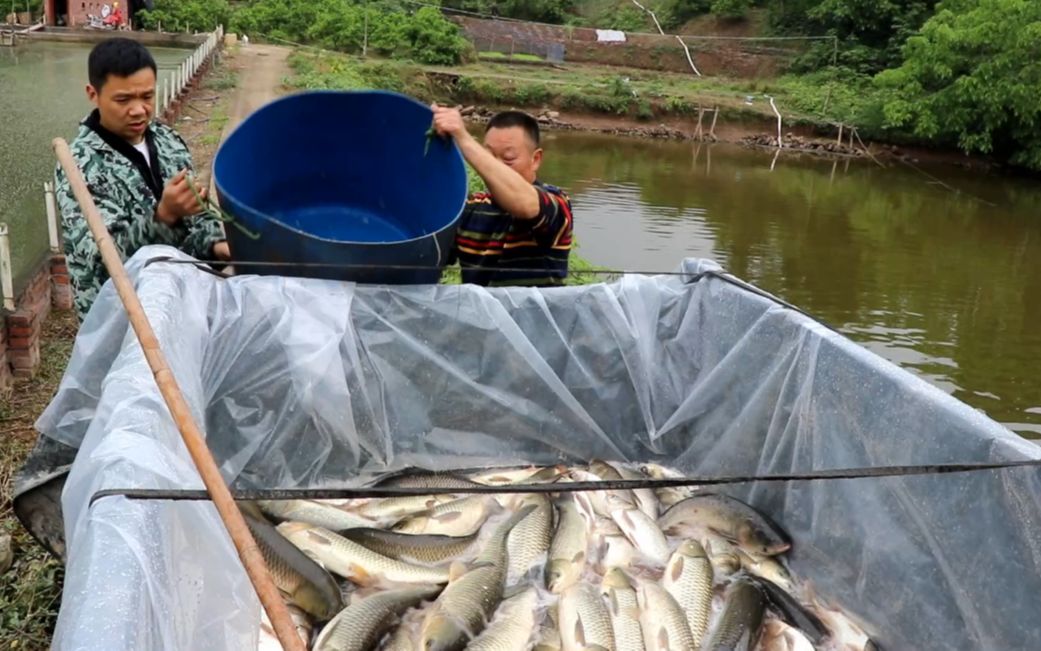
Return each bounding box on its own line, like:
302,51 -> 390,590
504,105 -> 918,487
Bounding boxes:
539,131 -> 1041,439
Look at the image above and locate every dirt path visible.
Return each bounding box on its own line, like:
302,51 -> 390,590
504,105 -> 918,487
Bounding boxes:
222,43 -> 292,138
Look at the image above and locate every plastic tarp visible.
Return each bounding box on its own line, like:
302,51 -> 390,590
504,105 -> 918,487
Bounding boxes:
35,245 -> 1041,651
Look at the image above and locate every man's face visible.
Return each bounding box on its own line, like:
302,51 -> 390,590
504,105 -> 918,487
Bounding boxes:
483,126 -> 542,184
86,67 -> 156,144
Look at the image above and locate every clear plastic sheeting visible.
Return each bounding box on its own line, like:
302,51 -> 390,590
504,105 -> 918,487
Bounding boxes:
36,245 -> 1041,651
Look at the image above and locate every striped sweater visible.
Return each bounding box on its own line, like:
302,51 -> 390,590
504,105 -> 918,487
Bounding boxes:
452,181 -> 573,287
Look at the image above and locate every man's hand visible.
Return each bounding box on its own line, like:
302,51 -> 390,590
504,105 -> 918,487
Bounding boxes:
212,241 -> 231,261
431,104 -> 471,142
156,170 -> 207,226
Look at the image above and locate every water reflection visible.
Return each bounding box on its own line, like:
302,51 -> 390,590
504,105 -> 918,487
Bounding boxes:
539,132 -> 1041,439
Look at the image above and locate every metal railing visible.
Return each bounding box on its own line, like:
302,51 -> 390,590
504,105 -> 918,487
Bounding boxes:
160,25 -> 223,115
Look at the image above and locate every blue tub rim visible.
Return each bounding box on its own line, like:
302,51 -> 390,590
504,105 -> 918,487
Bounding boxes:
212,89 -> 468,247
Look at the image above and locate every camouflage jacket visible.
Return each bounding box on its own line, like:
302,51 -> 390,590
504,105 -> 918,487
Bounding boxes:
55,110 -> 225,321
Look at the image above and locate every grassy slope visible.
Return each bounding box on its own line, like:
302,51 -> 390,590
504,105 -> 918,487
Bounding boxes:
0,311 -> 76,650
290,49 -> 873,134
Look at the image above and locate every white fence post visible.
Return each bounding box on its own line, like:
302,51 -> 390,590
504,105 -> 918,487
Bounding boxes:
44,182 -> 60,253
0,223 -> 15,311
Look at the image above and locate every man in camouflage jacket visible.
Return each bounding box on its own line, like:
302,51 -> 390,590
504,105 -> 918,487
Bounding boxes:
55,38 -> 229,321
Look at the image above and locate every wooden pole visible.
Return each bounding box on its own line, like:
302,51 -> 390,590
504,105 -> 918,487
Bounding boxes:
708,107 -> 719,141
51,138 -> 306,651
694,107 -> 704,141
836,123 -> 843,146
769,96 -> 782,148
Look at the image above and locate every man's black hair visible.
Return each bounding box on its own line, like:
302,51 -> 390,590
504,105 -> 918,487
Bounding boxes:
485,110 -> 540,147
88,38 -> 157,92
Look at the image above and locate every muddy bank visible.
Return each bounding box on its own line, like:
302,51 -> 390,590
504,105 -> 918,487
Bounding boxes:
460,103 -> 993,170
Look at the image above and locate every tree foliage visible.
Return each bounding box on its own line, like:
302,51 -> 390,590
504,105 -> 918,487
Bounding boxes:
230,0 -> 471,64
138,0 -> 231,33
876,0 -> 1041,169
442,0 -> 575,23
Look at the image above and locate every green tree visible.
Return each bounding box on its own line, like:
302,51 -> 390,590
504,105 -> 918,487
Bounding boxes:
442,0 -> 575,23
876,0 -> 1041,169
771,0 -> 937,73
230,0 -> 471,64
138,0 -> 231,32
710,0 -> 751,20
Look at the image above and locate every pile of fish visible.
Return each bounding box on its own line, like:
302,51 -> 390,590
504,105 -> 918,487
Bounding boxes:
245,462 -> 879,651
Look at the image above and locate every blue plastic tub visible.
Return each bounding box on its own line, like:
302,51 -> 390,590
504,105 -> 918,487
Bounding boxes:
213,90 -> 468,284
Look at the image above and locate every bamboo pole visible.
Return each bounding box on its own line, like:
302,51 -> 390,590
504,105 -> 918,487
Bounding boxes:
51,138 -> 306,651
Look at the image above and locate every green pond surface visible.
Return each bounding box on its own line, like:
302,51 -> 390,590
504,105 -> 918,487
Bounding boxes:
539,131 -> 1041,439
0,40 -> 190,288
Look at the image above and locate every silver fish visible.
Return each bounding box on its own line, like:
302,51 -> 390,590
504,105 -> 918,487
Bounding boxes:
736,550 -> 794,593
638,463 -> 697,508
701,578 -> 766,651
546,498 -> 590,594
636,582 -> 694,651
258,603 -> 312,651
241,504 -> 343,620
419,505 -> 537,651
560,582 -> 616,651
807,590 -> 875,651
466,586 -> 540,651
661,540 -> 713,645
610,462 -> 659,520
533,618 -> 563,651
568,468 -> 637,515
701,532 -> 743,577
607,494 -> 670,566
659,494 -> 790,556
355,493 -> 461,521
532,608 -> 566,649
373,468 -> 484,490
277,522 -> 451,585
258,499 -> 376,531
760,620 -> 815,651
337,527 -> 479,565
468,464 -> 568,486
506,494 -> 554,585
381,621 -> 415,651
601,568 -> 644,651
313,584 -> 441,651
594,529 -> 639,573
393,495 -> 498,536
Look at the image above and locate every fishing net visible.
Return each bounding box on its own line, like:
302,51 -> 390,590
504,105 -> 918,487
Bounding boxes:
24,245 -> 1041,650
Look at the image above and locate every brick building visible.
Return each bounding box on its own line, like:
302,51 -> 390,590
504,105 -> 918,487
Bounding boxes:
44,0 -> 143,28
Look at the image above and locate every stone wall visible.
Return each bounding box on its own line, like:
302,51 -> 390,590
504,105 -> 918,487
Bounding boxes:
451,16 -> 788,79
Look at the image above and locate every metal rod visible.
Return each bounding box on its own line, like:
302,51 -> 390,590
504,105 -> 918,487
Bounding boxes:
52,138 -> 306,651
88,454 -> 1041,508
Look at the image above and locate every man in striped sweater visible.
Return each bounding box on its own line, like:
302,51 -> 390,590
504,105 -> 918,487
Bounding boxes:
432,106 -> 573,287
